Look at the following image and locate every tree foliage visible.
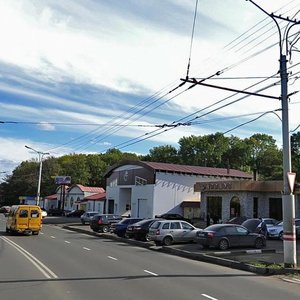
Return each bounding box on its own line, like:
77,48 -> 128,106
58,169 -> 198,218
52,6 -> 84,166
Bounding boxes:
1,131 -> 299,206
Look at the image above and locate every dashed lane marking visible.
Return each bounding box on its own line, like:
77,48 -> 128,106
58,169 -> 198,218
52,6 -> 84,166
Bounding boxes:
83,247 -> 91,251
107,256 -> 118,260
144,270 -> 158,276
64,241 -> 71,244
201,294 -> 219,300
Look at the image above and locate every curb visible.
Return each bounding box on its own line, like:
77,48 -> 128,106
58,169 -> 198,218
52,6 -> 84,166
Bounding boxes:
62,225 -> 300,276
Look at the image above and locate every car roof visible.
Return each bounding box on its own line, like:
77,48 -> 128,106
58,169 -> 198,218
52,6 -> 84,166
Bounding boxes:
204,224 -> 243,231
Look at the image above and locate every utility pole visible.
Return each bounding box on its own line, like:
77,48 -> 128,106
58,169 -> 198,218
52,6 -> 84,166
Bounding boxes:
181,1 -> 298,268
25,145 -> 50,206
245,1 -> 298,268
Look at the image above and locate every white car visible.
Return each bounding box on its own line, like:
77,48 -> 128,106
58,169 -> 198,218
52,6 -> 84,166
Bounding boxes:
148,220 -> 202,246
41,209 -> 48,218
268,219 -> 300,239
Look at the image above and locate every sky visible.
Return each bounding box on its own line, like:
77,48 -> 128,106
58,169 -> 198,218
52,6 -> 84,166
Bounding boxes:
1,0 -> 300,178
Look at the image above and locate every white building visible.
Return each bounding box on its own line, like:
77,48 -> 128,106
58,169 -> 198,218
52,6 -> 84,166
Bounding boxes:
64,184 -> 105,211
105,160 -> 252,220
43,184 -> 106,212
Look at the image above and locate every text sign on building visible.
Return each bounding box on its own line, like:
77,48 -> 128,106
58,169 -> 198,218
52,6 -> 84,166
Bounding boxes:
55,176 -> 71,185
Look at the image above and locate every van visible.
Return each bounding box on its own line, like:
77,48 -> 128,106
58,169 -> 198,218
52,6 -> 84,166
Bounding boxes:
6,205 -> 42,235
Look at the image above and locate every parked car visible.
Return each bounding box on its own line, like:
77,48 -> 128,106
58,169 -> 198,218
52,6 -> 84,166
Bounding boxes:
148,220 -> 202,246
155,213 -> 191,223
65,209 -> 85,217
125,218 -> 159,241
267,219 -> 300,240
47,208 -> 65,216
89,214 -> 123,233
196,224 -> 266,250
80,211 -> 99,225
41,208 -> 48,218
110,218 -> 143,237
225,216 -> 248,225
242,218 -> 278,237
0,206 -> 10,214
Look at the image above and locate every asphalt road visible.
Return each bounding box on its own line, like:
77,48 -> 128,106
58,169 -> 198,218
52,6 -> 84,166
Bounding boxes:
1,215 -> 300,300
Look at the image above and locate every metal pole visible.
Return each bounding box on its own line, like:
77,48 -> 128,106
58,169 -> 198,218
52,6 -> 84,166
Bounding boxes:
36,153 -> 42,206
280,54 -> 297,267
25,145 -> 49,207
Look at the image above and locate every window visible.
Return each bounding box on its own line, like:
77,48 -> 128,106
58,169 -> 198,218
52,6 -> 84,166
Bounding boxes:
170,222 -> 181,229
19,210 -> 28,218
162,223 -> 170,229
236,227 -> 248,235
224,226 -> 238,235
135,176 -> 147,185
181,222 -> 193,230
31,210 -> 39,218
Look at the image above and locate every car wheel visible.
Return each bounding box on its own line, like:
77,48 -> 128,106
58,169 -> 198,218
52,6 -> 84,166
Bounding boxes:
163,236 -> 173,246
218,239 -> 229,250
145,233 -> 151,242
102,226 -> 109,233
279,231 -> 283,240
81,220 -> 85,225
254,238 -> 264,249
5,227 -> 10,233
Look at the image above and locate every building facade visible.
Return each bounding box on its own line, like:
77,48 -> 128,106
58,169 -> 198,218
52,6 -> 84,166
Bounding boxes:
105,160 -> 252,220
194,180 -> 300,223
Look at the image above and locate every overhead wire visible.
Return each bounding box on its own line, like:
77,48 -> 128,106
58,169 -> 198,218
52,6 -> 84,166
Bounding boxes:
30,0 -> 300,154
94,1 -> 300,151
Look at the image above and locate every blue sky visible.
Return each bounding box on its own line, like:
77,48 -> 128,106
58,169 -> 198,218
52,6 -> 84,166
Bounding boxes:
1,0 -> 300,176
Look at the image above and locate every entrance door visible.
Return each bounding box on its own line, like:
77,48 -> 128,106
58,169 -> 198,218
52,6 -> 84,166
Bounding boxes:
108,199 -> 114,214
207,196 -> 222,224
137,199 -> 147,218
230,196 -> 241,218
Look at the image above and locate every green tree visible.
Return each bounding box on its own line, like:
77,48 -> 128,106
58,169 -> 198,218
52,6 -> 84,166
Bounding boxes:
86,154 -> 108,187
58,154 -> 90,185
178,133 -> 229,167
143,145 -> 179,163
222,136 -> 251,172
244,133 -> 282,180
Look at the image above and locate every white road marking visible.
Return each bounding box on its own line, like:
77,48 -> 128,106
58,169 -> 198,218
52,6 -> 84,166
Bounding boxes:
64,240 -> 71,244
50,236 -> 56,239
83,247 -> 91,251
144,269 -> 158,276
201,294 -> 219,300
40,232 -> 44,235
282,278 -> 300,284
0,236 -> 58,279
107,256 -> 118,260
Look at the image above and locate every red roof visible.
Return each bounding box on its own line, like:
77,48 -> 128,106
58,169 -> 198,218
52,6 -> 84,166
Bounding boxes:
84,192 -> 106,201
105,160 -> 252,179
143,161 -> 252,178
44,194 -> 57,200
76,184 -> 105,193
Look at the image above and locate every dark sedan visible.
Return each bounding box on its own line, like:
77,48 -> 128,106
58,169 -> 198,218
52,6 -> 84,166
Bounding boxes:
196,224 -> 266,250
155,213 -> 191,223
65,209 -> 85,217
125,218 -> 159,241
110,218 -> 143,237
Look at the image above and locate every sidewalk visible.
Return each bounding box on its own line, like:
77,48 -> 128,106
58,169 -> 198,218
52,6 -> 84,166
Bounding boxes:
61,222 -> 300,276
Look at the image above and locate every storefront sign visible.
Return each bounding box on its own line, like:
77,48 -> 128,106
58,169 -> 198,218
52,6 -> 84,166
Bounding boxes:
199,182 -> 233,191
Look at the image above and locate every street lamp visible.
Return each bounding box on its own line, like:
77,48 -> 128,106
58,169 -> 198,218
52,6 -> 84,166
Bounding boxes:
25,145 -> 50,206
247,0 -> 299,268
